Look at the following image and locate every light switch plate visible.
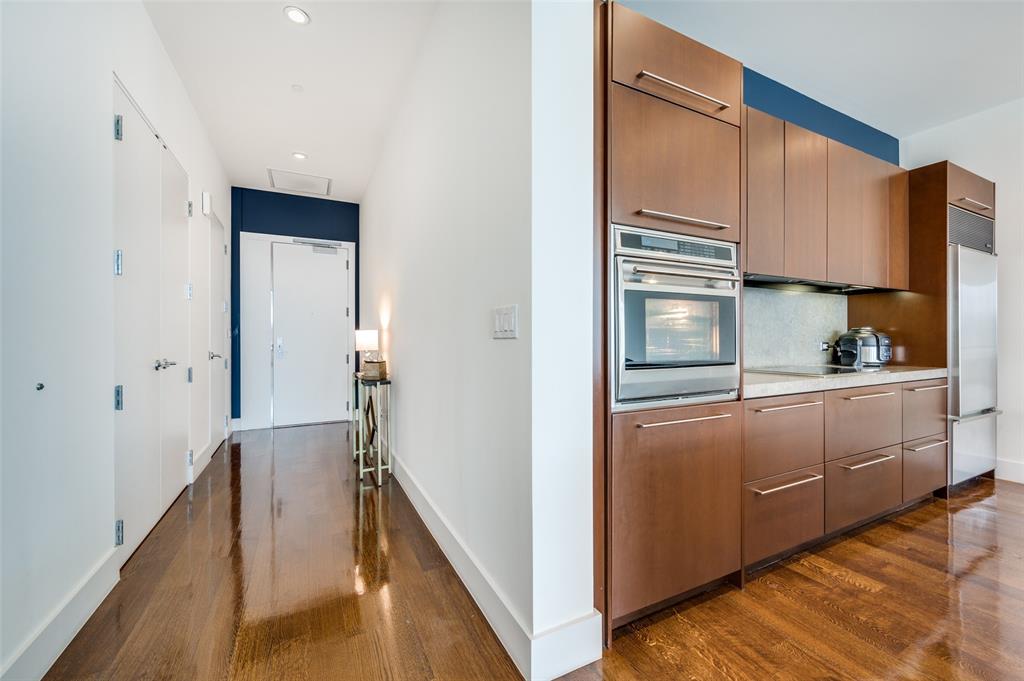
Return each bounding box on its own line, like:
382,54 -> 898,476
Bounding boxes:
493,305 -> 518,339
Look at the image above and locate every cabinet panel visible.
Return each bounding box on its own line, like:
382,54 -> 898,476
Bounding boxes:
825,446 -> 903,533
862,153 -> 891,288
744,464 -> 824,565
888,169 -> 910,290
743,393 -> 824,482
746,108 -> 785,276
610,402 -> 742,620
611,3 -> 742,126
903,379 -> 948,442
827,140 -> 864,285
784,123 -> 828,281
947,162 -> 995,219
610,83 -> 740,241
903,436 -> 948,502
825,384 -> 903,461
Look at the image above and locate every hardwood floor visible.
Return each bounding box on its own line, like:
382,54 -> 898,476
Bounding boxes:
570,477 -> 1024,681
45,424 -> 520,681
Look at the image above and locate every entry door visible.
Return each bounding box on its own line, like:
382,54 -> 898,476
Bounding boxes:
159,150 -> 191,508
210,215 -> 228,443
271,242 -> 351,426
113,82 -> 162,562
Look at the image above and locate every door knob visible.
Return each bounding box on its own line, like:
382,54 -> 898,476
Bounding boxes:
209,351 -> 223,360
154,359 -> 178,370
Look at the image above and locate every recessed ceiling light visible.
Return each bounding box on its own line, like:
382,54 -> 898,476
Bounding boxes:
283,6 -> 310,24
290,84 -> 304,93
292,152 -> 307,160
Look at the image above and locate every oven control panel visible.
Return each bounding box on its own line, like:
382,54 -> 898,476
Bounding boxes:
614,225 -> 736,268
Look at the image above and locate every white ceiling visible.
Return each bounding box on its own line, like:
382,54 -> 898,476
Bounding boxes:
625,1 -> 1024,139
145,1 -> 438,203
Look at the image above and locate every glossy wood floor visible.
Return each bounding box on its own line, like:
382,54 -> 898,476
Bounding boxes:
570,477 -> 1024,681
45,423 -> 521,681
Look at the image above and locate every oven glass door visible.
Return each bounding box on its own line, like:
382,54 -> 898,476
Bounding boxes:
622,290 -> 736,369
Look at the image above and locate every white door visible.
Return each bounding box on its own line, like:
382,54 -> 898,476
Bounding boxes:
210,215 -> 228,444
113,82 -> 162,563
271,242 -> 351,426
159,149 -> 191,508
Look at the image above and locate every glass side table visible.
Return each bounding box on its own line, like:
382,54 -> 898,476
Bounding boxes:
352,372 -> 392,486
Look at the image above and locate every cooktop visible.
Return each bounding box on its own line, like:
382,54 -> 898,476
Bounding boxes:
747,365 -> 886,377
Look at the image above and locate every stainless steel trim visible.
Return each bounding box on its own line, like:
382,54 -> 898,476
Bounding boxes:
636,413 -> 732,429
637,208 -> 731,230
754,400 -> 823,413
843,391 -> 896,401
840,454 -> 896,470
751,474 -> 823,496
908,385 -> 948,392
949,409 -> 1003,423
958,197 -> 992,211
637,70 -> 731,110
631,265 -> 740,283
906,439 -> 949,452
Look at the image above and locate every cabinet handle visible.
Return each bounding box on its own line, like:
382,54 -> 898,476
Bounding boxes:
839,454 -> 896,470
637,209 -> 731,231
958,197 -> 992,211
907,439 -> 948,452
908,385 -> 947,392
844,391 -> 895,401
636,413 -> 732,429
751,473 -> 823,496
754,400 -> 823,413
637,70 -> 731,110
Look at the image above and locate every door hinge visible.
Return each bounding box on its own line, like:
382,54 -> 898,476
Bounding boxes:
346,306 -> 350,318
187,449 -> 194,466
224,415 -> 229,428
346,353 -> 350,365
114,249 -> 124,276
346,260 -> 350,271
187,366 -> 193,383
114,385 -> 124,411
187,200 -> 194,218
223,300 -> 229,313
224,358 -> 229,370
346,400 -> 350,411
224,244 -> 228,255
115,519 -> 124,546
114,114 -> 124,141
185,283 -> 193,300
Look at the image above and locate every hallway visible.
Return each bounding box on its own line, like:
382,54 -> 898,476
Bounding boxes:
44,424 -> 519,680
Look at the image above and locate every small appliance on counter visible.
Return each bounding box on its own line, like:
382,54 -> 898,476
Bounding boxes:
833,327 -> 892,368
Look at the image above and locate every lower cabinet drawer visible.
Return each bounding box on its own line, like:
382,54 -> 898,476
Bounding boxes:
825,446 -> 903,533
743,464 -> 824,565
903,435 -> 948,502
743,394 -> 824,482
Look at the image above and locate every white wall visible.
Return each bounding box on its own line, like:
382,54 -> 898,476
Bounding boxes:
901,98 -> 1024,484
360,2 -> 599,679
0,3 -> 230,679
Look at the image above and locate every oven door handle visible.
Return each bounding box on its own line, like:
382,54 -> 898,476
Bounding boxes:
631,265 -> 740,283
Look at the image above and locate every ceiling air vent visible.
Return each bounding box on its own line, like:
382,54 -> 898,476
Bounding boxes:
267,168 -> 332,196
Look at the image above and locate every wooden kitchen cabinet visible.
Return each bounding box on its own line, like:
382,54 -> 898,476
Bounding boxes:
610,83 -> 740,241
743,393 -> 824,482
902,379 -> 948,442
785,123 -> 828,281
903,435 -> 948,502
825,446 -> 903,533
947,162 -> 996,219
743,464 -> 824,565
611,3 -> 742,127
825,385 -> 903,461
610,402 -> 742,621
745,107 -> 785,275
827,140 -> 867,285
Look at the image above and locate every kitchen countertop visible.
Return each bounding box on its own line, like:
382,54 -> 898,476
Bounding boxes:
743,366 -> 948,399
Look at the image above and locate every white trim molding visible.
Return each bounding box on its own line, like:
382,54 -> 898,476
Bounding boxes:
997,457 -> 1024,484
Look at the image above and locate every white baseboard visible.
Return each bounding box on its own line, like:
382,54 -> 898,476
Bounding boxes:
2,549 -> 120,681
392,458 -> 602,680
997,457 -> 1024,484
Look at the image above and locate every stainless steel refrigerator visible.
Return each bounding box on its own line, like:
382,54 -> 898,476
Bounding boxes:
948,225 -> 1000,485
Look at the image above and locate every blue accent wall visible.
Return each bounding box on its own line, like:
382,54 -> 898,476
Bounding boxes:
744,68 -> 899,165
231,187 -> 359,419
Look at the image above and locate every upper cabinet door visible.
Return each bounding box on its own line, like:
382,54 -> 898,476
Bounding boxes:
610,83 -> 741,241
947,162 -> 996,219
785,123 -> 828,281
612,3 -> 742,127
861,153 -> 891,288
827,140 -> 865,285
746,108 -> 785,276
888,169 -> 910,290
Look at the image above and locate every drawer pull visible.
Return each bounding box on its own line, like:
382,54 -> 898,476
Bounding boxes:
958,196 -> 992,211
755,400 -> 823,413
636,413 -> 732,429
637,208 -> 731,231
637,70 -> 732,110
751,473 -> 823,496
844,391 -> 896,401
908,385 -> 948,392
907,439 -> 948,452
839,454 -> 896,470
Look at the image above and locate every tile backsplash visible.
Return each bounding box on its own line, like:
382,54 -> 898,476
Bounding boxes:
744,288 -> 848,368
